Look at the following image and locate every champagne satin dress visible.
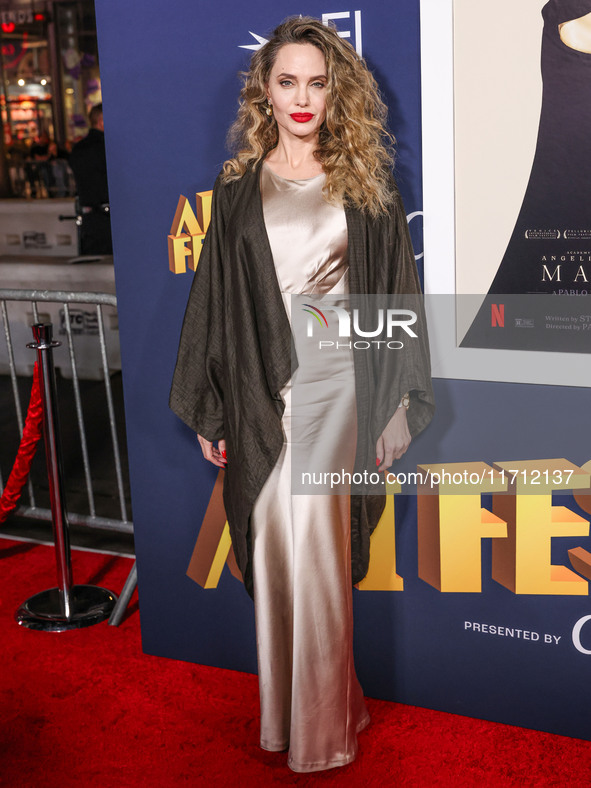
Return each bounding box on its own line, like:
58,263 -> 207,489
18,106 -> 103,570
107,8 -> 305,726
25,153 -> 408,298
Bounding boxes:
250,162 -> 370,773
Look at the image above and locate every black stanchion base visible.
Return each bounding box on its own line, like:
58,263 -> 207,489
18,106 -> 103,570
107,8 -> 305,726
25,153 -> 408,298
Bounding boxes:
15,585 -> 118,632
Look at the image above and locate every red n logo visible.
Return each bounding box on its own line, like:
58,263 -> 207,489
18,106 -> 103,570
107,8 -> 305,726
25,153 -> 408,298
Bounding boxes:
491,304 -> 504,327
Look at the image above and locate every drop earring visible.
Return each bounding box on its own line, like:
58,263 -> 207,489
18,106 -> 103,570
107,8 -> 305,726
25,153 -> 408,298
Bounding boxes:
266,102 -> 273,117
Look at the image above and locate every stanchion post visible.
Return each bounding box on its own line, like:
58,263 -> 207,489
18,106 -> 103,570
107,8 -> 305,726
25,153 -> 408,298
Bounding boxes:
29,323 -> 73,617
15,322 -> 117,631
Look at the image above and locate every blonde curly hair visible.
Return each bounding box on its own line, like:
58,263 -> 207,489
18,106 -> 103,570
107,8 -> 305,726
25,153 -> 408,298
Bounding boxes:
222,16 -> 396,217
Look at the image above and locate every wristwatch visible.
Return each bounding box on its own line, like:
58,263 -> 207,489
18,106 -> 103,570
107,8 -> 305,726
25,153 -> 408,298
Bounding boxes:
398,392 -> 410,410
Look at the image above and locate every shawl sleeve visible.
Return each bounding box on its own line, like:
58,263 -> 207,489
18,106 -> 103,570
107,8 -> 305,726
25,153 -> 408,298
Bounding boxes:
350,179 -> 435,584
370,180 -> 435,442
169,173 -> 231,440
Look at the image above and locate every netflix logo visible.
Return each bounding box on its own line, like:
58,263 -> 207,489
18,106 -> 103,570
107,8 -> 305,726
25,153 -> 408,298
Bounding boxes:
491,304 -> 504,328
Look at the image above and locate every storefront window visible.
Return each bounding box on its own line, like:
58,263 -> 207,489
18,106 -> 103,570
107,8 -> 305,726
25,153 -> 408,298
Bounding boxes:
1,8 -> 53,145
0,1 -> 101,198
56,0 -> 101,143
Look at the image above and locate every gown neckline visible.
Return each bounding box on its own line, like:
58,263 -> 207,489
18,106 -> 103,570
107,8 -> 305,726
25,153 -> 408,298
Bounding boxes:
262,160 -> 325,183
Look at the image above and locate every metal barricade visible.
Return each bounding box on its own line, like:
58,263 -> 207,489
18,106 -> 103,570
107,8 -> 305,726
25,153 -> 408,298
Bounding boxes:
0,288 -> 136,625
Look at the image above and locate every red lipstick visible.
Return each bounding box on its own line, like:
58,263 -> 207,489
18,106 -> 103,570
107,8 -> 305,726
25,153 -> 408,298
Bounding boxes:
290,113 -> 314,123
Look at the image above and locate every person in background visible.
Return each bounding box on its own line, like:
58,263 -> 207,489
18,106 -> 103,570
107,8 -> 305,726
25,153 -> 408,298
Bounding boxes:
69,103 -> 113,255
47,140 -> 73,198
26,138 -> 49,198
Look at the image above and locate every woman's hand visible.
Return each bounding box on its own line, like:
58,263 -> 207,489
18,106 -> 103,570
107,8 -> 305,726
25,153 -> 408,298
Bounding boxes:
376,408 -> 411,472
197,435 -> 227,468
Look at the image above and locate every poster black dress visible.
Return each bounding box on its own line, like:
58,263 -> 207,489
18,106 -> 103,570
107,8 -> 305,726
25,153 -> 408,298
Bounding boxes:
461,0 -> 591,352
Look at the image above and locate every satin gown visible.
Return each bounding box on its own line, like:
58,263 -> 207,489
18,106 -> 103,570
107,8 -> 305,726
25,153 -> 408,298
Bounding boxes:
250,162 -> 370,773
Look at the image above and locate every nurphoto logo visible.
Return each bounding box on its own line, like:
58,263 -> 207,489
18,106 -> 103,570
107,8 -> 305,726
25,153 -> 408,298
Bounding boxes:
302,303 -> 418,350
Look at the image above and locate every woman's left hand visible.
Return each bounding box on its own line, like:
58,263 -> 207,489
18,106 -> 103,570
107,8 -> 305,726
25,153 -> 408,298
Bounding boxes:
376,408 -> 411,472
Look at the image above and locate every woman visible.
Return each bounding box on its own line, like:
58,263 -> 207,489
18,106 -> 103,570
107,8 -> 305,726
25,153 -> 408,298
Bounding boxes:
170,17 -> 434,773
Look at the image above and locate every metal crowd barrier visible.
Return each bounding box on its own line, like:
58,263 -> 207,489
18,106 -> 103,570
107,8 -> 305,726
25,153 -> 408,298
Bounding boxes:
0,288 -> 136,626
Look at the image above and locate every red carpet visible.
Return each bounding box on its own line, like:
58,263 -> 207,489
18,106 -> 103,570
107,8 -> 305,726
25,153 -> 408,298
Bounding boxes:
1,537 -> 591,787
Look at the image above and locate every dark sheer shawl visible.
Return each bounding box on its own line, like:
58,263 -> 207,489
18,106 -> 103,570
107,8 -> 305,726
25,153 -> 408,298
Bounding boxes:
170,159 -> 434,597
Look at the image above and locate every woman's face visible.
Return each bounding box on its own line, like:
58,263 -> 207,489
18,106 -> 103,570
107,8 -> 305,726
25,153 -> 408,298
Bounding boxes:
266,43 -> 328,143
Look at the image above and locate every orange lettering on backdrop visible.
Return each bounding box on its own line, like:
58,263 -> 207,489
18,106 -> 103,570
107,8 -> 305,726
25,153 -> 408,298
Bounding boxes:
492,460 -> 590,595
186,458 -> 591,593
358,478 -> 404,591
417,462 -> 507,593
168,191 -> 213,274
186,470 -> 242,588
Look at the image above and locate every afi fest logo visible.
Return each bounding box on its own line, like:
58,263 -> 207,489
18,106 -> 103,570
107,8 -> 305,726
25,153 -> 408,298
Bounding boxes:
240,11 -> 363,55
302,303 -> 418,350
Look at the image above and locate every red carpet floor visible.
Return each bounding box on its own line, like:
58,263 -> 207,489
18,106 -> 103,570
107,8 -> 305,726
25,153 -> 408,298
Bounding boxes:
2,537 -> 591,787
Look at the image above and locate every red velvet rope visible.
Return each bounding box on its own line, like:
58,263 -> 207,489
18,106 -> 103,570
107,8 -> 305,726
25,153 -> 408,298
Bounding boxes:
0,362 -> 43,524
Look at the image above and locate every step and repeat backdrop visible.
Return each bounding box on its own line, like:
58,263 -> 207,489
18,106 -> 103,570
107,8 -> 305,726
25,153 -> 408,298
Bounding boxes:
95,0 -> 591,741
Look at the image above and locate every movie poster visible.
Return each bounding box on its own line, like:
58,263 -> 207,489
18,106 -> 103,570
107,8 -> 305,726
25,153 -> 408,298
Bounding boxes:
453,0 -> 591,353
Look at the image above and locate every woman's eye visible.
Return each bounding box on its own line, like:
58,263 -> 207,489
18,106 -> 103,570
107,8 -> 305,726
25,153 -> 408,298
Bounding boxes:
279,80 -> 293,87
312,81 -> 326,88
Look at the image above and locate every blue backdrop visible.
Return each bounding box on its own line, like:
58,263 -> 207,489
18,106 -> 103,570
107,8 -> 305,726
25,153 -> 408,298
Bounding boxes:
95,0 -> 591,742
